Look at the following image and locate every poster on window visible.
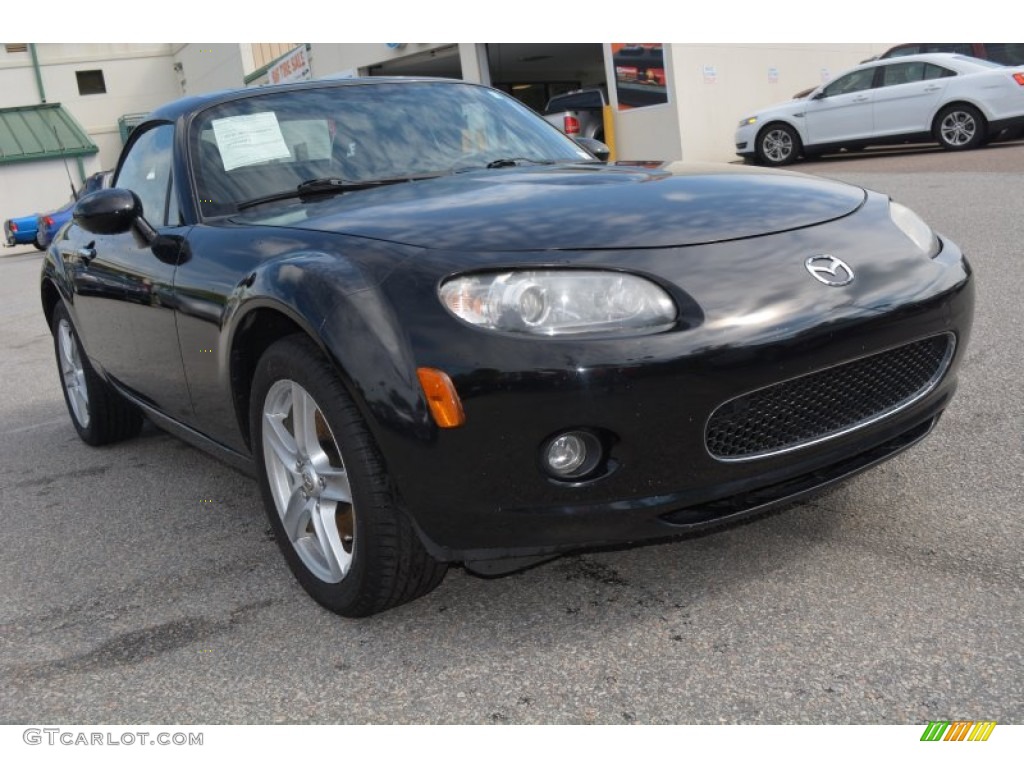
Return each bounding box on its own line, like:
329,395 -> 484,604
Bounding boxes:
612,43 -> 668,110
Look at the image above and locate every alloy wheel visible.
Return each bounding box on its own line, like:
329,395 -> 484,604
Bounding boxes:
940,111 -> 977,147
58,319 -> 90,428
762,129 -> 794,163
262,380 -> 355,583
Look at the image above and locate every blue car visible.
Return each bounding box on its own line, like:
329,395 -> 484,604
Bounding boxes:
4,171 -> 111,250
3,213 -> 42,249
35,199 -> 75,250
35,171 -> 112,249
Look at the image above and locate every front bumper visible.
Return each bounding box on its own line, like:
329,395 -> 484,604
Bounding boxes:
735,123 -> 758,157
395,326 -> 968,563
337,206 -> 974,564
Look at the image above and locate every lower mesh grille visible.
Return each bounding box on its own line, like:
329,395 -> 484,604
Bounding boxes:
705,334 -> 954,461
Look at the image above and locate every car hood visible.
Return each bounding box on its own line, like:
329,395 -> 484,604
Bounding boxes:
751,98 -> 808,117
234,162 -> 866,252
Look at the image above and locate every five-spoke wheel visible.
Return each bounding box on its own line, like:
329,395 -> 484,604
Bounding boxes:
58,317 -> 90,430
262,379 -> 355,584
51,303 -> 142,446
251,335 -> 446,617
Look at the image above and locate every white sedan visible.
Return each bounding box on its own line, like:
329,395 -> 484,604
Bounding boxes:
735,53 -> 1024,165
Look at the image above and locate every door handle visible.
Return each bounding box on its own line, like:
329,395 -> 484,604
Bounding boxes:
853,95 -> 870,102
924,85 -> 941,92
62,246 -> 97,264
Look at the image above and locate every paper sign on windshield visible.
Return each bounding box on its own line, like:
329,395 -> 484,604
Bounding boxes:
212,113 -> 291,171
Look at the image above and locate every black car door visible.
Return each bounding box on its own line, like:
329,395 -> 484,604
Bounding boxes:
62,122 -> 193,421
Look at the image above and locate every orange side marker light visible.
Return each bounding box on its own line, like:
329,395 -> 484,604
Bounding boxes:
417,367 -> 466,428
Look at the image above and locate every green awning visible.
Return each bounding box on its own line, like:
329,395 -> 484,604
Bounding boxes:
0,103 -> 98,166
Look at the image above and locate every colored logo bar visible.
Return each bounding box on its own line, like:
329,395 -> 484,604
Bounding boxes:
920,721 -> 996,741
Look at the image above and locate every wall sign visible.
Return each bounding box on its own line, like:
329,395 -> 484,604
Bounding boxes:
269,45 -> 311,85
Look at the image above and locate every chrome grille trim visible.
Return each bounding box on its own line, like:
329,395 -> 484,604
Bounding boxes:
705,333 -> 956,463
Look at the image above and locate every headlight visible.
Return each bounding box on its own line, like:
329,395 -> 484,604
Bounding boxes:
439,270 -> 677,336
738,117 -> 757,128
890,201 -> 940,258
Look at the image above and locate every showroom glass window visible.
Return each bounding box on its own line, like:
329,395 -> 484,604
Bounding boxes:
115,124 -> 176,227
982,43 -> 1024,65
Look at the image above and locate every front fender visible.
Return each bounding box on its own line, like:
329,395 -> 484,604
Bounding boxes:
173,225 -> 418,453
40,233 -> 76,329
317,281 -> 431,447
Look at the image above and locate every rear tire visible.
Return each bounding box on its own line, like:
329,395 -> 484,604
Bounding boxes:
934,104 -> 985,151
52,303 -> 143,446
250,334 -> 446,617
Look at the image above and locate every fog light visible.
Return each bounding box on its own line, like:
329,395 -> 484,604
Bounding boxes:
543,430 -> 601,479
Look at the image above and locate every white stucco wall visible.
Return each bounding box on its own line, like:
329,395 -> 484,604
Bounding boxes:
172,44 -> 247,96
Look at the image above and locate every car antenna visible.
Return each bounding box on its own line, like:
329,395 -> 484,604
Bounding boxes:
53,125 -> 79,200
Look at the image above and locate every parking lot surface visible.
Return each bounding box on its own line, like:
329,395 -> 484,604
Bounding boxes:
1,143 -> 1022,724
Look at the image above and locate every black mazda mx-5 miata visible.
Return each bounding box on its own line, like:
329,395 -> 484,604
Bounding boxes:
41,78 -> 974,616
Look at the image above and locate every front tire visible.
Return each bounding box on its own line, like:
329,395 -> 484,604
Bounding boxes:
935,105 -> 985,151
51,303 -> 143,446
755,123 -> 801,166
250,335 -> 446,617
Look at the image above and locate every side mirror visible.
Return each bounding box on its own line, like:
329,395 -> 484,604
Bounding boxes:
574,137 -> 611,162
74,188 -> 142,235
812,90 -> 828,101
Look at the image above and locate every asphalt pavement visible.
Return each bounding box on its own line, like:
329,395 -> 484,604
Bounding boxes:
1,143 -> 1022,725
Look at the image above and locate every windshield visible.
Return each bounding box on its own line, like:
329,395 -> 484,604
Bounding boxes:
190,81 -> 593,217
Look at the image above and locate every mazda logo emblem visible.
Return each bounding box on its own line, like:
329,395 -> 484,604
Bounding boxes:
805,255 -> 854,286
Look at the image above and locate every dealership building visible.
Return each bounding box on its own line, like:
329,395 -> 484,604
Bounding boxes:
300,43 -> 887,162
1,42 -> 889,222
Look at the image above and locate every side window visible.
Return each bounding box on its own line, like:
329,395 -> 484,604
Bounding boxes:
114,124 -> 175,226
923,64 -> 956,81
881,62 -> 925,87
823,68 -> 876,97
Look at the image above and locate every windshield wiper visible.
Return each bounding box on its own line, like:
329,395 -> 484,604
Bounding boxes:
236,177 -> 418,211
484,157 -> 556,169
450,158 -> 557,174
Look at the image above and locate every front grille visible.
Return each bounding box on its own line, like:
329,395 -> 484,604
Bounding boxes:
705,334 -> 954,461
